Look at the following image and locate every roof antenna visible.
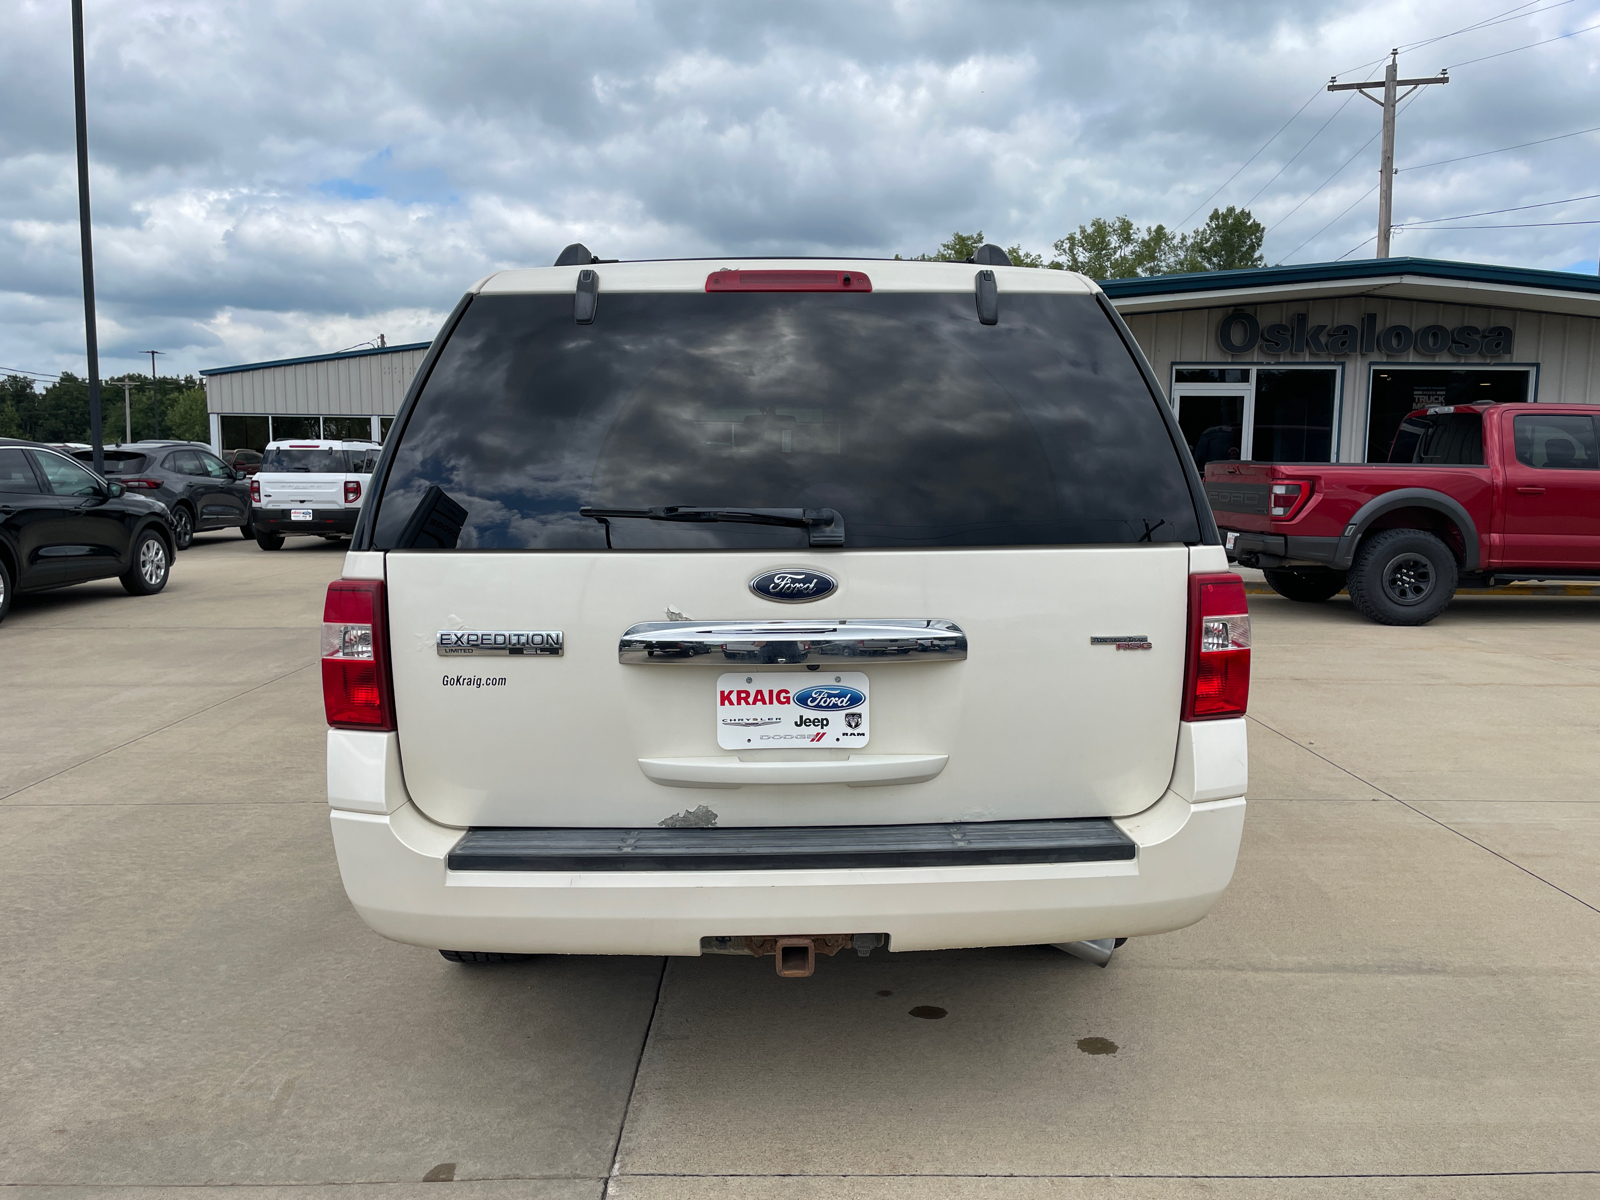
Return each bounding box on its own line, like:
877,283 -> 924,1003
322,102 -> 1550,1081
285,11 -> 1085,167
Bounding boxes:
972,244 -> 1013,266
555,242 -> 598,266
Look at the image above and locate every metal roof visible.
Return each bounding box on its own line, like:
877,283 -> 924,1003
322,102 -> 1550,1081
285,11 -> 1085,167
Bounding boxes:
1100,257 -> 1600,319
199,342 -> 431,377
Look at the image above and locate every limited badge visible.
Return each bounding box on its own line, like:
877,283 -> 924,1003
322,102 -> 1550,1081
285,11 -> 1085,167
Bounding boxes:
436,630 -> 563,656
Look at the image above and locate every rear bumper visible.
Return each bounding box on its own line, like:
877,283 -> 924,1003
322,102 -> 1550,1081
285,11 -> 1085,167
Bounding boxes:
251,506 -> 359,534
326,725 -> 1248,955
1223,529 -> 1343,570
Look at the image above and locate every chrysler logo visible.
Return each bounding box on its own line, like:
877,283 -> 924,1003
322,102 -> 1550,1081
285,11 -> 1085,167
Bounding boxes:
749,568 -> 837,603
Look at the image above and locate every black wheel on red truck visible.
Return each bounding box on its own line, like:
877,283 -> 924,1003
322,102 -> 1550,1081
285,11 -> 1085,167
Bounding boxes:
1262,568 -> 1346,603
1346,528 -> 1458,626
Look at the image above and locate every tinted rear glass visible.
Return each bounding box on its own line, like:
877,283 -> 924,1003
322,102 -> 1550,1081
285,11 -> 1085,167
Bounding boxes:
1388,412 -> 1484,465
73,451 -> 148,474
372,291 -> 1200,550
262,448 -> 350,473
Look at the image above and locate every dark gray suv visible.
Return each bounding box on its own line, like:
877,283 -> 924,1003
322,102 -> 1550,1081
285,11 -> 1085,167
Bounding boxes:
73,442 -> 252,549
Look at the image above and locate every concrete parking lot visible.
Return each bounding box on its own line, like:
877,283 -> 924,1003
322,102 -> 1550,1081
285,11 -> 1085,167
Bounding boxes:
2,535 -> 1597,1200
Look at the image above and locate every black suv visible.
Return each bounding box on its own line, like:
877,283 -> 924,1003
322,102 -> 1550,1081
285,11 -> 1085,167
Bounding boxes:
73,441 -> 252,549
0,440 -> 176,625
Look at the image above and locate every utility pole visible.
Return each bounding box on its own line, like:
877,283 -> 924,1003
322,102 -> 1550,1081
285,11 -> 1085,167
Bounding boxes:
1329,51 -> 1449,258
144,349 -> 163,437
71,0 -> 104,474
115,378 -> 132,443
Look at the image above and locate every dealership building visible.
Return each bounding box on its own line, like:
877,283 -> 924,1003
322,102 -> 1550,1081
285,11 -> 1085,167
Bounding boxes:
201,257 -> 1599,463
1101,256 -> 1600,469
199,340 -> 430,453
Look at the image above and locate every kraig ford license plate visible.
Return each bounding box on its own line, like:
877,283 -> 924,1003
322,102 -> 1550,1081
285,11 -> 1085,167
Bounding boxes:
716,672 -> 869,750
290,508 -> 314,521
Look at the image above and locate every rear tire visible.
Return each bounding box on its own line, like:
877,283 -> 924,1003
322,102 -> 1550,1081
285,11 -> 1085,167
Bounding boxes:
171,505 -> 195,551
439,950 -> 536,964
1346,528 -> 1458,626
1262,568 -> 1346,603
119,529 -> 171,596
239,521 -> 254,539
0,555 -> 12,625
255,530 -> 285,551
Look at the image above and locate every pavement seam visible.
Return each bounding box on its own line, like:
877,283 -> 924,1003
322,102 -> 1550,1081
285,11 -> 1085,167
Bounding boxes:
601,1177 -> 1600,1184
601,958 -> 669,1200
1247,714 -> 1600,916
6,1169 -> 1596,1187
0,661 -> 317,803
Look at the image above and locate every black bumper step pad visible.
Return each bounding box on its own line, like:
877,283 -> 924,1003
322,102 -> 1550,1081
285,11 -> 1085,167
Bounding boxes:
446,817 -> 1136,873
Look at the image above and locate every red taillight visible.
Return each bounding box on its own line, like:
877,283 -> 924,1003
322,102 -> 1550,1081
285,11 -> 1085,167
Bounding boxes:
122,478 -> 163,490
1184,573 -> 1250,721
344,479 -> 362,503
705,270 -> 872,293
1268,478 -> 1313,520
250,479 -> 261,503
322,579 -> 395,730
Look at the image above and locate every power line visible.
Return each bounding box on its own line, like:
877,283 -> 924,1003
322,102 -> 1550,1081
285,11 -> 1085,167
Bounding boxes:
1267,85 -> 1429,258
1402,219 -> 1600,229
1,366 -> 69,381
1400,123 -> 1600,171
1445,16 -> 1600,67
1335,234 -> 1379,260
1280,183 -> 1380,262
1395,191 -> 1600,226
1168,0 -> 1590,231
1240,89 -> 1365,212
1173,88 -> 1325,231
1398,0 -> 1579,57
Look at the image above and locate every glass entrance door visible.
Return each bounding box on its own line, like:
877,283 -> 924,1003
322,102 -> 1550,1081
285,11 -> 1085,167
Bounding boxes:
1173,366 -> 1340,467
1173,390 -> 1245,470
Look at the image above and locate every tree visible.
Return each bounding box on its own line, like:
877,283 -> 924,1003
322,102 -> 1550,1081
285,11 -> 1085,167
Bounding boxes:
1050,207 -> 1265,279
165,386 -> 210,442
902,230 -> 1055,268
0,375 -> 34,439
1052,216 -> 1180,279
1172,205 -> 1266,273
910,207 -> 1266,278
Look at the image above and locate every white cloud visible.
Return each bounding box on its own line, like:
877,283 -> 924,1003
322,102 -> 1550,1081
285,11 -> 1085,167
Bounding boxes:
3,0 -> 1598,380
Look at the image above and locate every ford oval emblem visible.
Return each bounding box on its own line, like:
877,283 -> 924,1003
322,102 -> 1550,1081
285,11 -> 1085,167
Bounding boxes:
749,567 -> 837,604
792,684 -> 866,711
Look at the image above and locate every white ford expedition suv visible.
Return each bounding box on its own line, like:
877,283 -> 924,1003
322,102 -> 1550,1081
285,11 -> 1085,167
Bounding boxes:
251,438 -> 381,549
324,249 -> 1249,976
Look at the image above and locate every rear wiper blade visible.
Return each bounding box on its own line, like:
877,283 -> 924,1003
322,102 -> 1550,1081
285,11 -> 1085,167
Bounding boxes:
580,506 -> 844,547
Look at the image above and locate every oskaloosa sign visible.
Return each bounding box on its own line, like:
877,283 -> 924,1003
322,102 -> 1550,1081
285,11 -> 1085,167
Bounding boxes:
1218,311 -> 1514,357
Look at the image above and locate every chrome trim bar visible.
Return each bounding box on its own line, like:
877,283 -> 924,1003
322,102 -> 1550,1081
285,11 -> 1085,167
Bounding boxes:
618,619 -> 966,665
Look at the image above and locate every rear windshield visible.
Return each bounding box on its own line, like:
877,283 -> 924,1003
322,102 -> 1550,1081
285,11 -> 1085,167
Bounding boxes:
371,291 -> 1201,550
1387,412 -> 1484,465
261,448 -> 350,473
72,451 -> 148,474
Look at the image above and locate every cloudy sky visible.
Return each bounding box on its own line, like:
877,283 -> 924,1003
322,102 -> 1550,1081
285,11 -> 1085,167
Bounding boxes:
4,0 -> 1598,381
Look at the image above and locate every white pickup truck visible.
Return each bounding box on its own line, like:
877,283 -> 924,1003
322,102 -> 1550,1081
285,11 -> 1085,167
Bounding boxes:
250,439 -> 380,549
321,249 -> 1250,976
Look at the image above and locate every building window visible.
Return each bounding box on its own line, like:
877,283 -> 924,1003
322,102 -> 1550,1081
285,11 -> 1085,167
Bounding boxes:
1170,365 -> 1340,469
322,416 -> 375,441
272,416 -> 320,440
1365,367 -> 1533,462
219,415 -> 271,453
